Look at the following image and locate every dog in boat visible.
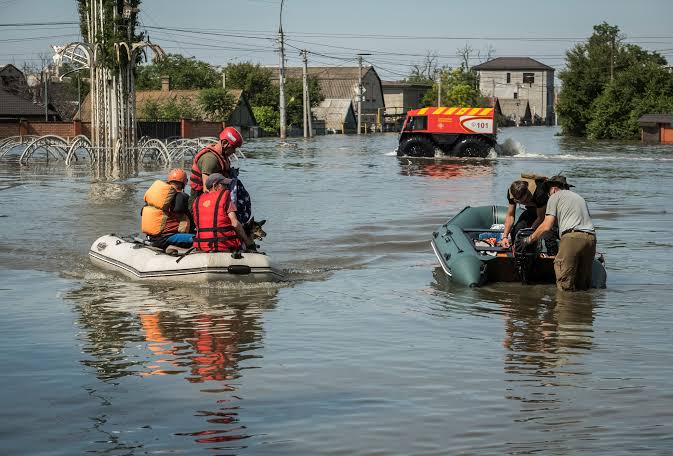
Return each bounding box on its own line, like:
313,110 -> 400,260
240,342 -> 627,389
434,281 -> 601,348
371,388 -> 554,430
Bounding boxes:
243,217 -> 266,251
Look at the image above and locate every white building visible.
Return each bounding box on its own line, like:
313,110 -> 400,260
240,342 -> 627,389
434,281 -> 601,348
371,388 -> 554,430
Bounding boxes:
473,57 -> 555,125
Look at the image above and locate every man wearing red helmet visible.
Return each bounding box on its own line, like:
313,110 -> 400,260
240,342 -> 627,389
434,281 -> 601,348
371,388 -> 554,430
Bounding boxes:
188,127 -> 243,209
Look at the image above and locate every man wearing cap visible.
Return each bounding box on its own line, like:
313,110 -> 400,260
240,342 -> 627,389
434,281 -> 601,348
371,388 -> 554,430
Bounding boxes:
499,173 -> 556,252
521,176 -> 597,291
192,173 -> 255,252
188,126 -> 244,210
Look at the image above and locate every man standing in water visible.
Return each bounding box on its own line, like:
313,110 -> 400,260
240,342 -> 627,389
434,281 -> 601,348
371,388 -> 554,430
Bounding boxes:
521,176 -> 597,291
499,173 -> 556,253
188,127 -> 243,209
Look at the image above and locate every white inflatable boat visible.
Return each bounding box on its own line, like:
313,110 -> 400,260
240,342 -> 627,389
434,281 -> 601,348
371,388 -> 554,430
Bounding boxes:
89,234 -> 284,283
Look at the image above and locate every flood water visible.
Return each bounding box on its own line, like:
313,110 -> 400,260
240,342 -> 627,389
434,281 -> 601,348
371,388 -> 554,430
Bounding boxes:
1,127 -> 672,455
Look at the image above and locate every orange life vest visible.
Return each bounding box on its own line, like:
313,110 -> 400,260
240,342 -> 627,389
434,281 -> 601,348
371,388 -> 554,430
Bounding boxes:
141,180 -> 191,236
189,145 -> 228,193
192,189 -> 241,252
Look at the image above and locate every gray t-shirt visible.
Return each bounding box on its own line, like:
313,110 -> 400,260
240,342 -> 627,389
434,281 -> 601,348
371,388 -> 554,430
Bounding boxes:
546,190 -> 595,234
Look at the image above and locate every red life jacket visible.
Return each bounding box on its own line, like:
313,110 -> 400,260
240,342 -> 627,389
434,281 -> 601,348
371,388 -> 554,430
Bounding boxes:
189,145 -> 228,193
192,190 -> 241,252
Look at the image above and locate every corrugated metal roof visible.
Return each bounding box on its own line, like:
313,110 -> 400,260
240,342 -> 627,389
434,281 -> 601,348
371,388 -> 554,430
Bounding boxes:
472,57 -> 554,71
311,98 -> 356,130
277,66 -> 381,100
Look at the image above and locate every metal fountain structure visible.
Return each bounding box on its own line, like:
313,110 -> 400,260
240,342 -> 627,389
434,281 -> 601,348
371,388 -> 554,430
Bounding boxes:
0,1 -> 209,173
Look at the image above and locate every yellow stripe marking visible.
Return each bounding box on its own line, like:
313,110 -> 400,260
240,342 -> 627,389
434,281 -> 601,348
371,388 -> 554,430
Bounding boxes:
457,108 -> 469,115
418,108 -> 429,115
446,107 -> 458,115
433,107 -> 446,115
468,108 -> 481,115
480,108 -> 493,115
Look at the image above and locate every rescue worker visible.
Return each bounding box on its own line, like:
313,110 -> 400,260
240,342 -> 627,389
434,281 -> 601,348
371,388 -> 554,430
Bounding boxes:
188,127 -> 244,209
520,176 -> 597,291
141,168 -> 194,249
499,173 -> 557,254
192,173 -> 254,252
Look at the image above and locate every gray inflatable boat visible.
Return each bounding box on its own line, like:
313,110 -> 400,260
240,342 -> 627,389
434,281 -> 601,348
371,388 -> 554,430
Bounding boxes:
430,205 -> 607,288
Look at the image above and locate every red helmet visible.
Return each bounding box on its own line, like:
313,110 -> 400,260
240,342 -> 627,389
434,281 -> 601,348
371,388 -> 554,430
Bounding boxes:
167,168 -> 188,185
219,127 -> 243,148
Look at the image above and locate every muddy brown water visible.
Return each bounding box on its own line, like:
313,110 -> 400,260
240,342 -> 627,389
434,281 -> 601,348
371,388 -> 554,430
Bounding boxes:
1,127 -> 672,455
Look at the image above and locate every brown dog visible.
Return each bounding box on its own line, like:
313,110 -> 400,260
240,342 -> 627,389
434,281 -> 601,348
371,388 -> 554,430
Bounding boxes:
243,218 -> 266,251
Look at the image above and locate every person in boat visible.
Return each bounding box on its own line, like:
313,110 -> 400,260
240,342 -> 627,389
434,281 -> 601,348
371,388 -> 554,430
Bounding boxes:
499,173 -> 557,253
520,176 -> 597,291
141,168 -> 194,249
188,127 -> 244,210
192,173 -> 255,252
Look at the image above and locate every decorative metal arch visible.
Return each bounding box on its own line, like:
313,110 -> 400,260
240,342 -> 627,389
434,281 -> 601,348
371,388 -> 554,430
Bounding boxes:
0,136 -> 36,160
65,135 -> 94,166
138,138 -> 170,166
19,135 -> 69,165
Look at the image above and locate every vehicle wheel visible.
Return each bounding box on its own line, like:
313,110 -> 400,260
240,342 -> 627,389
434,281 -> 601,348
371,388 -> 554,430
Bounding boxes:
399,135 -> 435,157
454,137 -> 490,158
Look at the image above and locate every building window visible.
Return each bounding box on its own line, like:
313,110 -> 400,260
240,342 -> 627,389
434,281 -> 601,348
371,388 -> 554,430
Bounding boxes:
523,73 -> 535,84
513,92 -> 518,99
506,72 -> 511,84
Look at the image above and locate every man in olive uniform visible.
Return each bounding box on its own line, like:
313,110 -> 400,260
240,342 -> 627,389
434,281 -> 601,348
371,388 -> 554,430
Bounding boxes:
521,176 -> 597,291
188,127 -> 243,210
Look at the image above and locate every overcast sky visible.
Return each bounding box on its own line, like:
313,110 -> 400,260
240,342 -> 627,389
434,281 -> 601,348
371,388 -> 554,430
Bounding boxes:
2,0 -> 672,81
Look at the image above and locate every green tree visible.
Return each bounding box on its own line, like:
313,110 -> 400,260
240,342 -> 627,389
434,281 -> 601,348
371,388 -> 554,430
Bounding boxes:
136,54 -> 220,90
557,23 -> 623,136
139,98 -> 161,120
420,66 -> 486,107
558,22 -> 673,139
284,76 -> 324,128
199,88 -> 236,122
224,62 -> 277,107
252,106 -> 280,135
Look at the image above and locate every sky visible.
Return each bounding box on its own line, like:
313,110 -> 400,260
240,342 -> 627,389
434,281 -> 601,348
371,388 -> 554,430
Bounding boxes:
2,0 -> 673,82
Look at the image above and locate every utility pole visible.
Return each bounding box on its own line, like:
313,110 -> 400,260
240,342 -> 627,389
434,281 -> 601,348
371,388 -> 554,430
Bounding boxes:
301,49 -> 312,138
44,66 -> 49,121
278,0 -> 287,139
356,53 -> 371,135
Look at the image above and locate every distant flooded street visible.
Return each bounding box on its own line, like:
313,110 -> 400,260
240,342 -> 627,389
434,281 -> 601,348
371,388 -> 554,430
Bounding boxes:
1,127 -> 673,455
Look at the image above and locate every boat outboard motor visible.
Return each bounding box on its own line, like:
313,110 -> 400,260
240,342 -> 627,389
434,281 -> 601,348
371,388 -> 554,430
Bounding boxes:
513,228 -> 541,284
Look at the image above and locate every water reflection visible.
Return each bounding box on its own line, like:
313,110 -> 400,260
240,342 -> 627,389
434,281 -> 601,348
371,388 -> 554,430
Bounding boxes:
66,280 -> 279,452
431,267 -> 595,407
397,157 -> 495,179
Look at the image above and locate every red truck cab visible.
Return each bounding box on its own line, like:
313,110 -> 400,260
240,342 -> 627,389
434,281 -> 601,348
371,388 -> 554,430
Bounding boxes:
398,106 -> 497,158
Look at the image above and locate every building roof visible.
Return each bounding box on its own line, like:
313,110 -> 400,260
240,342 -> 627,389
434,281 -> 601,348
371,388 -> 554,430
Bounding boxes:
472,57 -> 554,71
79,88 -> 245,121
278,66 -> 382,99
0,87 -> 56,118
637,114 -> 673,126
311,98 -> 356,130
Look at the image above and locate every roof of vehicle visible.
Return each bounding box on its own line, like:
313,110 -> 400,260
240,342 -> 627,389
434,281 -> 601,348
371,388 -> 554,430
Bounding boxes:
406,107 -> 494,117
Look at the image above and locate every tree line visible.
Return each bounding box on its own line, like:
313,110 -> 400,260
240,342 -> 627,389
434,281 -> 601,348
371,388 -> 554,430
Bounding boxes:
558,22 -> 673,139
